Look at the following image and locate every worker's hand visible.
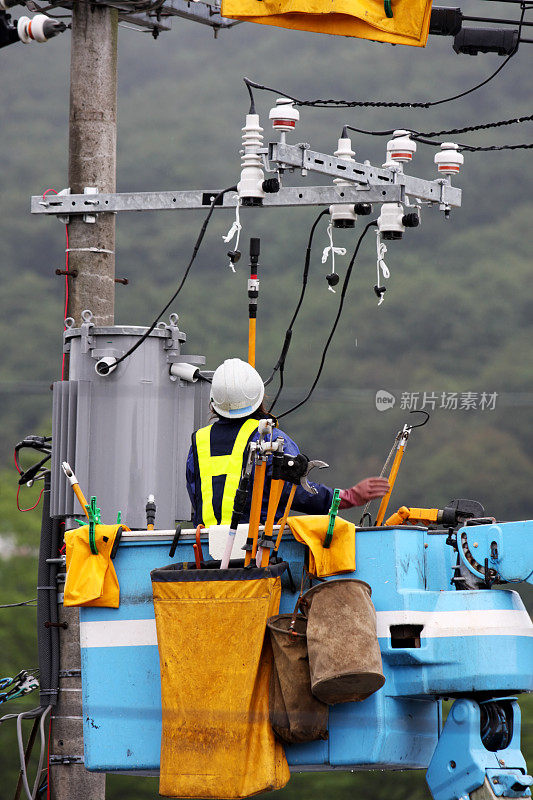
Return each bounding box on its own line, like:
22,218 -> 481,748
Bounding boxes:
338,477 -> 390,509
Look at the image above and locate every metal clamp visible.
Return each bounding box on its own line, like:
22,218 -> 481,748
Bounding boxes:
49,755 -> 84,766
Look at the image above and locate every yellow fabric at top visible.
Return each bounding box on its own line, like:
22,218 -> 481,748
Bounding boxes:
64,524 -> 124,608
288,515 -> 356,577
221,0 -> 433,47
153,572 -> 289,798
195,418 -> 259,527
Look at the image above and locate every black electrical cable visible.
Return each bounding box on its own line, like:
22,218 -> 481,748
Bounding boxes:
0,600 -> 37,609
277,220 -> 377,421
113,185 -> 237,370
343,113 -> 533,140
244,7 -> 527,110
265,209 -> 329,411
416,138 -> 533,150
245,79 -> 256,114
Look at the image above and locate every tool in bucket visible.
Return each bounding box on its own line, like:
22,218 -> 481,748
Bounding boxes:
323,488 -> 340,549
193,525 -> 205,568
370,410 -> 430,527
62,461 -> 102,554
220,441 -> 255,568
257,447 -> 286,567
272,455 -> 329,560
243,418 -> 275,565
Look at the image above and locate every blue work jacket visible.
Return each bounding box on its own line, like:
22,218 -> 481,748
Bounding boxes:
186,416 -> 333,527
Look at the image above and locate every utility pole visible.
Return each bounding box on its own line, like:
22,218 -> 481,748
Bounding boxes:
50,4 -> 118,799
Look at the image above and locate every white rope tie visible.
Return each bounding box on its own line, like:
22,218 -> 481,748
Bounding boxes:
376,230 -> 390,306
222,199 -> 242,273
321,223 -> 346,293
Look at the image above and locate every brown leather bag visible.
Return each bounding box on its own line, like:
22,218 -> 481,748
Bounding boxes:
267,613 -> 329,744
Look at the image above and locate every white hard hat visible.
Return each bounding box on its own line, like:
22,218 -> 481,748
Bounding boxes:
210,358 -> 265,419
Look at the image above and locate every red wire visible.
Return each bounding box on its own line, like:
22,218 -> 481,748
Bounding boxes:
13,448 -> 22,474
42,189 -> 69,380
16,484 -> 44,513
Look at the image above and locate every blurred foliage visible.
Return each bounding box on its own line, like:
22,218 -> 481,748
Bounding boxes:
0,2 -> 532,798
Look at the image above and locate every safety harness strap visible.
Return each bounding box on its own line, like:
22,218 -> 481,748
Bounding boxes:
195,419 -> 259,527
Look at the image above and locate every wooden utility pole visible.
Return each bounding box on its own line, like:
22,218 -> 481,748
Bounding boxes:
50,4 -> 118,798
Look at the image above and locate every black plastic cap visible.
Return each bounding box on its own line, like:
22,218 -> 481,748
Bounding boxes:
262,177 -> 280,194
403,212 -> 420,228
429,6 -> 463,37
353,203 -> 372,216
453,27 -> 518,56
333,219 -> 355,229
250,238 -> 260,258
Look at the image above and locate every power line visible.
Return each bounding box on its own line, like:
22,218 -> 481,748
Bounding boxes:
277,220 -> 377,420
266,209 -> 329,411
343,113 -> 533,139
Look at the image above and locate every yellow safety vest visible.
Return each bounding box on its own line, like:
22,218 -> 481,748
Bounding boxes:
194,419 -> 259,527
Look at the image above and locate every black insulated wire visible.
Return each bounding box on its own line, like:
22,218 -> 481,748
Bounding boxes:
277,220 -> 377,421
113,185 -> 237,369
243,7 -> 527,110
245,79 -> 256,114
266,209 -> 329,411
342,113 -> 533,140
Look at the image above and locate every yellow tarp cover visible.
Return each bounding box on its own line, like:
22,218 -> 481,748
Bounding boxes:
152,564 -> 290,798
221,0 -> 433,47
288,515 -> 356,577
64,524 -> 123,608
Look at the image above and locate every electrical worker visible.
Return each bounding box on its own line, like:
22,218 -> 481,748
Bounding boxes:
186,358 -> 390,527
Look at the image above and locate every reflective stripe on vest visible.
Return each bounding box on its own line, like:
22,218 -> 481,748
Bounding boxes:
195,418 -> 259,527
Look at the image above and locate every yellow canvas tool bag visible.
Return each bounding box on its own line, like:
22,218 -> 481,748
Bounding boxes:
301,578 -> 385,704
221,0 -> 433,47
151,559 -> 290,799
64,524 -> 124,608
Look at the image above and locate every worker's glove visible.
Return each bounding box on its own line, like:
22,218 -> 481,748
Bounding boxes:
338,477 -> 390,509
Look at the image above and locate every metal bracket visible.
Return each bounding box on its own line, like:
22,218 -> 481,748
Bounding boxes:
269,142 -> 462,207
31,184 -> 403,216
82,187 -> 99,224
80,310 -> 95,354
162,313 -> 186,352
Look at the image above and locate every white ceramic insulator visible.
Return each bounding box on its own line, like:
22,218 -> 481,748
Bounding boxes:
377,203 -> 405,236
269,98 -> 300,132
434,142 -> 464,175
18,14 -> 49,43
169,363 -> 199,383
237,114 -> 265,201
387,130 -> 417,163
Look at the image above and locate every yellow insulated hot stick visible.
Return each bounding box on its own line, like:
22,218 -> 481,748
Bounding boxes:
375,437 -> 407,527
247,238 -> 260,368
374,411 -> 430,527
248,318 -> 256,368
61,461 -> 90,520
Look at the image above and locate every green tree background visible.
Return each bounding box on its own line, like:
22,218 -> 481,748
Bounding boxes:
0,1 -> 531,797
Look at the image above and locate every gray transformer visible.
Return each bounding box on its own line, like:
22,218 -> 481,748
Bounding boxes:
50,310 -> 211,529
